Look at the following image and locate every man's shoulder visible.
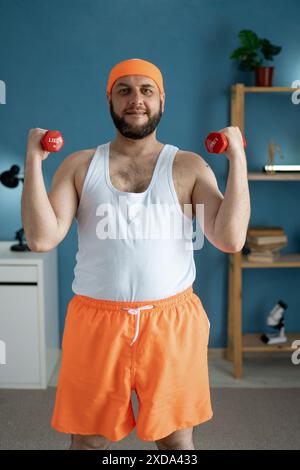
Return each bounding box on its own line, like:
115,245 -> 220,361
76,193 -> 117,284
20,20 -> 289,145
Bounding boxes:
174,148 -> 208,173
65,147 -> 97,163
175,148 -> 205,160
62,147 -> 97,173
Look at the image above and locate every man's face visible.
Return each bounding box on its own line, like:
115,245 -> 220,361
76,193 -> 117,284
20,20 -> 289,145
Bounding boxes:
107,76 -> 165,140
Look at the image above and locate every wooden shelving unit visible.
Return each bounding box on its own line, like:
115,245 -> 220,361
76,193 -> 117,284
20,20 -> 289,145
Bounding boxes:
248,173 -> 300,181
226,83 -> 300,378
242,333 -> 299,352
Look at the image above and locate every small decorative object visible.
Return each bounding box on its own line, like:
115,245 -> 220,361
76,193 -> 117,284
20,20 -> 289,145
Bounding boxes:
266,139 -> 284,173
263,142 -> 300,173
230,29 -> 282,86
261,300 -> 288,345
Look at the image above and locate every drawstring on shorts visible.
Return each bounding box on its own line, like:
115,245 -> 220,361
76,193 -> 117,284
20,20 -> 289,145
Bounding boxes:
121,304 -> 155,345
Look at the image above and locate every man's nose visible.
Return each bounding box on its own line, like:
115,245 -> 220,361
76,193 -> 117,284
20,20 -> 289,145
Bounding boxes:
128,89 -> 145,103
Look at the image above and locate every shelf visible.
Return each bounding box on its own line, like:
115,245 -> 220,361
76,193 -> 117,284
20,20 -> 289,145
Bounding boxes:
242,333 -> 300,352
241,254 -> 300,268
248,173 -> 300,181
243,86 -> 299,93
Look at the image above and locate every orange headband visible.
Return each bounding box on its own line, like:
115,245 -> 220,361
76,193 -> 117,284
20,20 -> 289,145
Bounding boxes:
106,58 -> 165,97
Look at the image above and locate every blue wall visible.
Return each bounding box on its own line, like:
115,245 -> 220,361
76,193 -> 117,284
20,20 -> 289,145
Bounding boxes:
0,0 -> 299,347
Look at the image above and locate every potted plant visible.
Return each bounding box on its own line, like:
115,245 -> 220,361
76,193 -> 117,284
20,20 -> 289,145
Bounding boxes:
230,29 -> 282,86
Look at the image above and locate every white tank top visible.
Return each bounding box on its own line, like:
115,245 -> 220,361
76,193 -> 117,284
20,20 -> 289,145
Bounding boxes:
71,141 -> 196,301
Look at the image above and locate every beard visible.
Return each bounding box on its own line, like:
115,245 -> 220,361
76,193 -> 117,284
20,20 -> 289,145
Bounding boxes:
109,99 -> 163,140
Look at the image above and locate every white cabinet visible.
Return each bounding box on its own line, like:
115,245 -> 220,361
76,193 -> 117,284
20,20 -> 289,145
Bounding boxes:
0,241 -> 60,389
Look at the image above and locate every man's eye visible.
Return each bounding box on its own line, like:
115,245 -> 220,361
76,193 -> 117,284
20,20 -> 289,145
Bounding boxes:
119,89 -> 152,94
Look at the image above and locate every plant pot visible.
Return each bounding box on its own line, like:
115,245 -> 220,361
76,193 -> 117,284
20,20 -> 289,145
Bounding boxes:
255,66 -> 274,86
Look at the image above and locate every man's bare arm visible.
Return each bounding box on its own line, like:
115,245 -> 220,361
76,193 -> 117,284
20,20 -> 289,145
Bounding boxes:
191,135 -> 250,252
21,128 -> 80,252
191,155 -> 238,253
212,127 -> 251,250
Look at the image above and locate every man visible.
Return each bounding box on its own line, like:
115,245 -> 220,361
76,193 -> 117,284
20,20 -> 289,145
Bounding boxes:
22,58 -> 250,450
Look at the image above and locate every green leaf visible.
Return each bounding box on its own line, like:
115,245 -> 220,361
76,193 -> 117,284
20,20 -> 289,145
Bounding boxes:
238,29 -> 260,50
260,38 -> 282,60
230,47 -> 247,59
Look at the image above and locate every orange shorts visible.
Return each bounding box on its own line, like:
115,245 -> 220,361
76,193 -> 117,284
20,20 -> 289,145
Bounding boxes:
51,285 -> 213,442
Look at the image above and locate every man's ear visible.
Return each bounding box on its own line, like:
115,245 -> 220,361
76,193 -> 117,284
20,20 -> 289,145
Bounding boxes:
161,93 -> 165,113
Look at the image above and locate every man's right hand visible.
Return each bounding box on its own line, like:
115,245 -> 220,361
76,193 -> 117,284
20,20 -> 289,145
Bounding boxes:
26,128 -> 51,161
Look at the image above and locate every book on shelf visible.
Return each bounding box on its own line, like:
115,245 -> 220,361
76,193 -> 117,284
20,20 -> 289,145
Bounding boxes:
247,226 -> 285,236
246,241 -> 287,252
246,235 -> 288,245
246,226 -> 287,246
247,251 -> 281,262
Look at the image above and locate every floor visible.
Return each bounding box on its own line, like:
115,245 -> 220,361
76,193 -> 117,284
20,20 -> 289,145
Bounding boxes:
1,351 -> 299,450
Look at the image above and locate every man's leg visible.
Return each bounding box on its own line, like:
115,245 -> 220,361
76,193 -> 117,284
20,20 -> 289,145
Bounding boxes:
68,433 -> 113,450
155,426 -> 195,450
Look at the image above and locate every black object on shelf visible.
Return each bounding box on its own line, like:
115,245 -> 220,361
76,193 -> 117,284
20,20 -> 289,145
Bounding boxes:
10,228 -> 30,252
0,164 -> 30,251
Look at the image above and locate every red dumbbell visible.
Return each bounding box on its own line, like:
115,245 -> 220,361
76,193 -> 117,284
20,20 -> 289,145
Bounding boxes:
205,131 -> 246,154
40,130 -> 64,152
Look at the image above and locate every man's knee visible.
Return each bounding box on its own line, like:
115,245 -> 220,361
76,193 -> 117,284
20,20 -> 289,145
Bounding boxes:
69,433 -> 113,450
155,426 -> 195,450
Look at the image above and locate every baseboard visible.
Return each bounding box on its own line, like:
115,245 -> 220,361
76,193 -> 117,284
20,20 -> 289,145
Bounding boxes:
208,348 -> 225,357
208,348 -> 293,359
